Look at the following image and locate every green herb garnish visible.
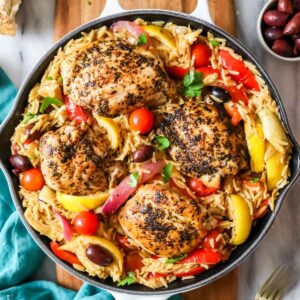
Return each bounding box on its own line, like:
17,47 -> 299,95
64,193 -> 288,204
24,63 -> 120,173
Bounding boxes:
137,33 -> 147,46
128,172 -> 139,188
166,253 -> 187,264
86,0 -> 92,5
250,177 -> 260,183
117,272 -> 136,287
155,135 -> 170,151
39,97 -> 64,113
210,40 -> 220,47
182,69 -> 203,97
47,76 -> 53,80
22,112 -> 37,124
162,163 -> 172,183
57,76 -> 63,82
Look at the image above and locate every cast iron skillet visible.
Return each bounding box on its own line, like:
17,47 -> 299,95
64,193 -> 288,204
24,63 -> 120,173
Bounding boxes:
0,8 -> 300,298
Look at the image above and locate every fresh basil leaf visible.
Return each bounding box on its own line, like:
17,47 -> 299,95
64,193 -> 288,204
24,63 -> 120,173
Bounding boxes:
210,40 -> 220,47
183,69 -> 195,87
166,253 -> 187,264
155,136 -> 170,150
183,88 -> 202,97
22,112 -> 37,124
182,70 -> 203,98
39,97 -> 64,113
250,177 -> 260,183
128,172 -> 139,188
57,76 -> 63,82
47,76 -> 53,80
162,163 -> 172,183
117,272 -> 136,287
137,33 -> 147,45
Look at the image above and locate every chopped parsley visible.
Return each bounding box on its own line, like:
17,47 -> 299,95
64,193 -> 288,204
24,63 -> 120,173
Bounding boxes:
155,135 -> 170,151
39,97 -> 64,113
250,177 -> 260,183
46,76 -> 53,80
57,76 -> 63,82
162,163 -> 172,183
137,33 -> 147,46
86,0 -> 92,5
182,69 -> 203,97
209,40 -> 220,47
128,172 -> 139,188
22,112 -> 37,124
166,253 -> 187,264
117,272 -> 136,287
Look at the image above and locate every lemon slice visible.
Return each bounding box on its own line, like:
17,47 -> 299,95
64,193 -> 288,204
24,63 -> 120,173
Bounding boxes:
229,194 -> 252,245
244,119 -> 265,173
57,191 -> 109,212
143,25 -> 176,49
93,114 -> 121,150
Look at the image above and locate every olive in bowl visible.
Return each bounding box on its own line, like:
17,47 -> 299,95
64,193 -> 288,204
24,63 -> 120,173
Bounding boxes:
257,0 -> 300,61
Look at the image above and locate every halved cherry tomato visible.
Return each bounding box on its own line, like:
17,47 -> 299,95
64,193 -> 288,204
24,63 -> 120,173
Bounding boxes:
50,241 -> 82,265
188,178 -> 218,197
191,43 -> 211,68
196,66 -> 220,79
65,96 -> 89,124
129,108 -> 154,134
223,85 -> 248,106
180,248 -> 221,265
224,103 -> 242,126
203,229 -> 222,249
73,212 -> 99,235
20,168 -> 45,191
124,252 -> 144,272
219,49 -> 260,91
116,234 -> 132,252
165,66 -> 188,80
175,265 -> 206,277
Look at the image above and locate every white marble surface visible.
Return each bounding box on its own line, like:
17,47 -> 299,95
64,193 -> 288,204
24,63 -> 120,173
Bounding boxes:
0,0 -> 299,299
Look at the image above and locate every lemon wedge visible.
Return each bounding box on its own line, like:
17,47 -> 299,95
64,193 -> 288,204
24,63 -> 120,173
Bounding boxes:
143,25 -> 176,49
244,119 -> 265,173
265,144 -> 285,191
229,194 -> 252,245
93,114 -> 121,150
56,191 -> 109,212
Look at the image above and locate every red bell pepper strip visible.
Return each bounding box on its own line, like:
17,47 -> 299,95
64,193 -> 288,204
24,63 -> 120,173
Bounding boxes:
224,103 -> 243,126
219,49 -> 260,91
203,229 -> 222,249
148,272 -> 168,279
196,66 -> 221,79
223,85 -> 249,106
50,241 -> 82,265
65,96 -> 89,124
180,248 -> 222,265
165,66 -> 189,80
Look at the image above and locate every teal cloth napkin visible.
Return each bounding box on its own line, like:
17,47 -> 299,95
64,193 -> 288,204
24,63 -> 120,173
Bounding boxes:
0,67 -> 182,300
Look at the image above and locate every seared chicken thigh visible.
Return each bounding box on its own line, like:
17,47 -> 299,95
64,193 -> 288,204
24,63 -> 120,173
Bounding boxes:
40,124 -> 109,195
159,101 -> 248,187
118,184 -> 205,257
60,38 -> 175,117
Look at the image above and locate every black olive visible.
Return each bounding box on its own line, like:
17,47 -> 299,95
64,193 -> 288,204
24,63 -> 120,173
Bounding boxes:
9,155 -> 32,172
210,86 -> 231,102
86,244 -> 113,266
132,145 -> 154,162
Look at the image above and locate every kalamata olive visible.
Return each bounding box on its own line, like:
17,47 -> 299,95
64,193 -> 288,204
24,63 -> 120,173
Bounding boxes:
132,145 -> 154,162
86,244 -> 113,266
263,10 -> 289,27
204,86 -> 231,102
272,39 -> 293,56
278,0 -> 294,14
9,155 -> 32,171
295,36 -> 300,47
264,27 -> 284,42
283,12 -> 300,35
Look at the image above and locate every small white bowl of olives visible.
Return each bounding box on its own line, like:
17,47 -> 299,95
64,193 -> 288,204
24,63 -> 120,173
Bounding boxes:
257,0 -> 300,61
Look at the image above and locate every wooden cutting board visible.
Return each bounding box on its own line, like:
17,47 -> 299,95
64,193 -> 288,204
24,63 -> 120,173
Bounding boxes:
54,1 -> 238,299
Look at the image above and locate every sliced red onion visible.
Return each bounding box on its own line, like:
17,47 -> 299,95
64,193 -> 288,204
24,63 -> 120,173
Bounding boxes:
101,160 -> 165,215
55,211 -> 73,241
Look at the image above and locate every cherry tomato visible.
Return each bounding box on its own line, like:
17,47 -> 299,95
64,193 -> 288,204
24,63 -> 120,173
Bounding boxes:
129,108 -> 154,134
196,66 -> 220,78
50,241 -> 82,265
219,49 -> 260,91
224,103 -> 242,126
203,229 -> 222,249
65,96 -> 89,124
175,265 -> 206,277
188,178 -> 218,197
20,168 -> 45,191
73,212 -> 99,235
180,248 -> 221,265
191,43 -> 211,68
165,66 -> 189,80
124,252 -> 144,272
116,234 -> 132,252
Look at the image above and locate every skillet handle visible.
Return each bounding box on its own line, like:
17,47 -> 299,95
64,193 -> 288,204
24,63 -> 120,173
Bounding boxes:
109,291 -> 174,300
99,0 -> 213,24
